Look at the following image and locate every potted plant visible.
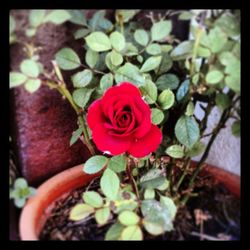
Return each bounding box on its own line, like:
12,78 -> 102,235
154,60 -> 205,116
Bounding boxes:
9,9 -> 240,240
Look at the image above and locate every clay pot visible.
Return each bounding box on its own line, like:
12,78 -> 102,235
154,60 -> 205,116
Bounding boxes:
19,162 -> 240,240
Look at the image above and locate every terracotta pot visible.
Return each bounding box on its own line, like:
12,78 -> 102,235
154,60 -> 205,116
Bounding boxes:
19,162 -> 240,241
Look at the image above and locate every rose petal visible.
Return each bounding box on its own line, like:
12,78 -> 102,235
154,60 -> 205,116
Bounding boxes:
87,100 -> 105,130
92,124 -> 131,155
128,124 -> 162,158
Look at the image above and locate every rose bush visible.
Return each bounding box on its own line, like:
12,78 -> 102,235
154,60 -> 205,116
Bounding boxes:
87,82 -> 162,157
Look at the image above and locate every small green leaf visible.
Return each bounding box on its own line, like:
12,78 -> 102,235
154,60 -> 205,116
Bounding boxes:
110,31 -> 126,52
71,70 -> 93,88
192,73 -> 200,85
55,48 -> 81,70
143,220 -> 164,236
206,70 -> 224,85
176,79 -> 190,102
74,28 -> 90,39
156,179 -> 169,191
14,178 -> 28,189
95,207 -> 110,225
20,59 -> 40,78
137,55 -> 143,63
118,211 -> 140,226
85,49 -> 99,68
105,222 -> 124,240
68,10 -> 87,26
140,169 -> 165,189
151,20 -> 172,41
186,141 -> 205,157
215,93 -> 231,110
185,101 -> 195,116
29,10 -> 46,27
100,168 -> 120,200
160,196 -> 177,220
72,88 -> 94,108
206,27 -> 227,53
165,145 -> 184,158
115,10 -> 139,23
140,80 -> 157,104
25,28 -> 36,37
108,155 -> 126,173
156,53 -> 173,75
144,189 -> 155,199
179,11 -> 193,20
69,204 -> 95,221
110,50 -> 123,66
24,79 -> 41,93
100,73 -> 113,91
105,52 -> 118,71
158,89 -> 175,110
70,127 -> 83,146
231,121 -> 240,137
156,74 -> 179,91
161,45 -> 173,53
14,198 -> 26,208
151,108 -> 164,125
123,43 -> 139,56
83,155 -> 108,174
140,56 -> 162,73
134,29 -> 149,46
146,43 -> 162,55
170,41 -> 193,60
197,46 -> 211,58
83,191 -> 103,208
175,115 -> 200,148
43,10 -> 71,24
10,72 -> 27,88
121,225 -> 143,240
85,32 -> 112,52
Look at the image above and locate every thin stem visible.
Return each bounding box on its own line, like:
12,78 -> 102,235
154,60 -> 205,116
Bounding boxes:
127,157 -> 140,199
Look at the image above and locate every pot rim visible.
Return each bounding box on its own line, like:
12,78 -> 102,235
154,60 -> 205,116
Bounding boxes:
19,162 -> 240,241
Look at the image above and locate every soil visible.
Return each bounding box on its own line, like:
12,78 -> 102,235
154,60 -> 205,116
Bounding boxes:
39,176 -> 240,241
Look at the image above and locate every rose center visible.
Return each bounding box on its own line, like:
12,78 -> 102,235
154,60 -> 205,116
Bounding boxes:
115,111 -> 132,128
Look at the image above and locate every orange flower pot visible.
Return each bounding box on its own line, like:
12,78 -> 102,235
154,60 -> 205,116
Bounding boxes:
19,162 -> 240,241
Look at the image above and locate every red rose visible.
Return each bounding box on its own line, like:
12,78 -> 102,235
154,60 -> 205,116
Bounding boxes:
87,82 -> 162,158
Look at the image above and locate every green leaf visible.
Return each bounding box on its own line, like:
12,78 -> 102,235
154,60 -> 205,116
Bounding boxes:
134,29 -> 149,46
115,63 -> 145,87
24,79 -> 41,93
85,32 -> 112,52
55,48 -> 81,70
69,204 -> 95,221
165,145 -> 184,158
160,196 -> 177,220
161,45 -> 173,53
14,198 -> 26,208
185,101 -> 195,116
115,10 -> 139,23
68,10 -> 87,26
140,169 -> 165,189
10,15 -> 15,34
176,79 -> 190,102
105,222 -> 124,240
69,127 -> 83,146
140,80 -> 157,104
72,88 -> 94,109
192,73 -> 200,85
10,72 -> 27,88
141,199 -> 173,232
85,49 -> 99,68
151,20 -> 172,41
143,220 -> 164,236
71,70 -> 93,88
110,50 -> 123,66
156,73 -> 179,91
100,168 -> 120,200
14,178 -> 28,189
105,52 -> 118,71
146,43 -> 162,55
144,189 -> 155,199
215,93 -> 231,110
207,27 -> 227,53
20,59 -> 40,78
118,211 -> 140,226
83,191 -> 103,208
186,141 -> 205,157
108,155 -> 126,173
178,11 -> 193,20
74,28 -> 90,39
110,31 -> 126,52
156,179 -> 169,191
175,115 -> 200,148
140,56 -> 162,73
197,46 -> 211,58
95,207 -> 110,225
43,10 -> 71,24
231,121 -> 240,137
123,43 -> 139,56
158,89 -> 175,110
25,28 -> 36,37
170,41 -> 193,61
156,53 -> 173,75
100,73 -> 113,91
225,74 -> 240,92
137,55 -> 143,63
29,10 -> 46,27
151,108 -> 164,125
121,225 -> 143,240
83,155 -> 108,174
206,70 -> 224,85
